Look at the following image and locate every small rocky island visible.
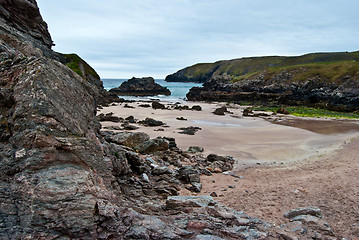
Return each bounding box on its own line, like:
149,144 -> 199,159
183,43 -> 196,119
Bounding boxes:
109,77 -> 171,96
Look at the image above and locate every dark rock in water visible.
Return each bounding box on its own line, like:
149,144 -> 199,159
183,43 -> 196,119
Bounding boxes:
152,101 -> 167,109
178,126 -> 202,135
109,77 -> 171,96
139,117 -> 166,127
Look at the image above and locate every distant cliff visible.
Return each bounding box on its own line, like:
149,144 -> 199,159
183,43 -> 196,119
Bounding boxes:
166,52 -> 359,111
166,51 -> 359,83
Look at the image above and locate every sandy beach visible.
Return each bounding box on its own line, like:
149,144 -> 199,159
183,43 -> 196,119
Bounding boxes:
99,101 -> 359,168
98,100 -> 359,237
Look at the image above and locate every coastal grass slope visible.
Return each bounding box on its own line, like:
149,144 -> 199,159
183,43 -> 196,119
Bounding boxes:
166,51 -> 359,83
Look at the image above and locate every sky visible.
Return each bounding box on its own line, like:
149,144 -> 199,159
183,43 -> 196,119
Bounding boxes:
36,0 -> 359,79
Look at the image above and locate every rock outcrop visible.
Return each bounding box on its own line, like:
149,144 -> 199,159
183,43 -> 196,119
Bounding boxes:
167,52 -> 359,112
109,77 -> 171,96
187,72 -> 359,111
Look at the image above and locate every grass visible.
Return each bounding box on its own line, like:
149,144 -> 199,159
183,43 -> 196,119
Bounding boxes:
253,105 -> 359,119
263,61 -> 359,84
63,53 -> 100,80
175,51 -> 359,83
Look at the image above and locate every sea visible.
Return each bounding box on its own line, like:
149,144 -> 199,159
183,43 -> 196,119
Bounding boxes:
101,79 -> 202,103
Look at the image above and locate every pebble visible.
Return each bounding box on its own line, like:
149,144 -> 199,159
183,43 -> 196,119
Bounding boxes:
228,185 -> 235,189
210,192 -> 218,197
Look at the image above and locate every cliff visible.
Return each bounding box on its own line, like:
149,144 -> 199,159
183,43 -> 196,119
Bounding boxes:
166,52 -> 359,111
186,60 -> 359,111
166,51 -> 359,83
0,0 -> 123,238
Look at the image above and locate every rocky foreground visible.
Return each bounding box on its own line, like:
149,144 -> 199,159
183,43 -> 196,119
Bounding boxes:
0,0 -> 351,239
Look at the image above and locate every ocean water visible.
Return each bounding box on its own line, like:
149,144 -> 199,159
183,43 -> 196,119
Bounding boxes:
102,79 -> 202,103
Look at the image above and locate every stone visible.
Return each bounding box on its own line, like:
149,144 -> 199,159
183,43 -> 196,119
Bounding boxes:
212,106 -> 228,115
142,173 -> 150,183
152,101 -> 167,109
243,108 -> 253,117
176,117 -> 187,121
134,137 -> 170,153
187,146 -> 204,153
97,112 -> 122,122
205,154 -> 235,172
178,126 -> 202,135
109,77 -> 171,96
177,166 -> 200,184
210,192 -> 218,197
284,207 -> 323,219
152,166 -> 173,176
186,182 -> 202,193
165,196 -> 216,210
105,132 -> 150,148
139,117 -> 165,127
191,105 -> 202,111
122,122 -> 139,130
277,107 -> 290,115
125,115 -> 136,123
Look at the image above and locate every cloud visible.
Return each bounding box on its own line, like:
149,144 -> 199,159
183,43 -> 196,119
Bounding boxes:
37,0 -> 359,78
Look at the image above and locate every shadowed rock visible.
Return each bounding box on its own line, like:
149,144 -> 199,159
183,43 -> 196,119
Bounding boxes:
109,77 -> 171,96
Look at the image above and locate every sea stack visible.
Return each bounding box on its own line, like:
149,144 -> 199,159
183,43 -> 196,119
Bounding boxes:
109,77 -> 171,96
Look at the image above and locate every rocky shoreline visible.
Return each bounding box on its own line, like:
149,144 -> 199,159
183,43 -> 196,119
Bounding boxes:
186,74 -> 359,112
0,0 -> 357,239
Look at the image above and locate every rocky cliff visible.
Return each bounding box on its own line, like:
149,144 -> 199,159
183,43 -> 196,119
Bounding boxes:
186,61 -> 359,111
0,1 -> 343,239
170,52 -> 359,111
166,52 -> 359,83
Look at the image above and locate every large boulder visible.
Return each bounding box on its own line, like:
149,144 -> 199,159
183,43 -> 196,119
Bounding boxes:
109,77 -> 171,96
104,131 -> 150,148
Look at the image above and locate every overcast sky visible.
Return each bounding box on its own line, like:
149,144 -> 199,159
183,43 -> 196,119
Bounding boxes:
36,0 -> 359,79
